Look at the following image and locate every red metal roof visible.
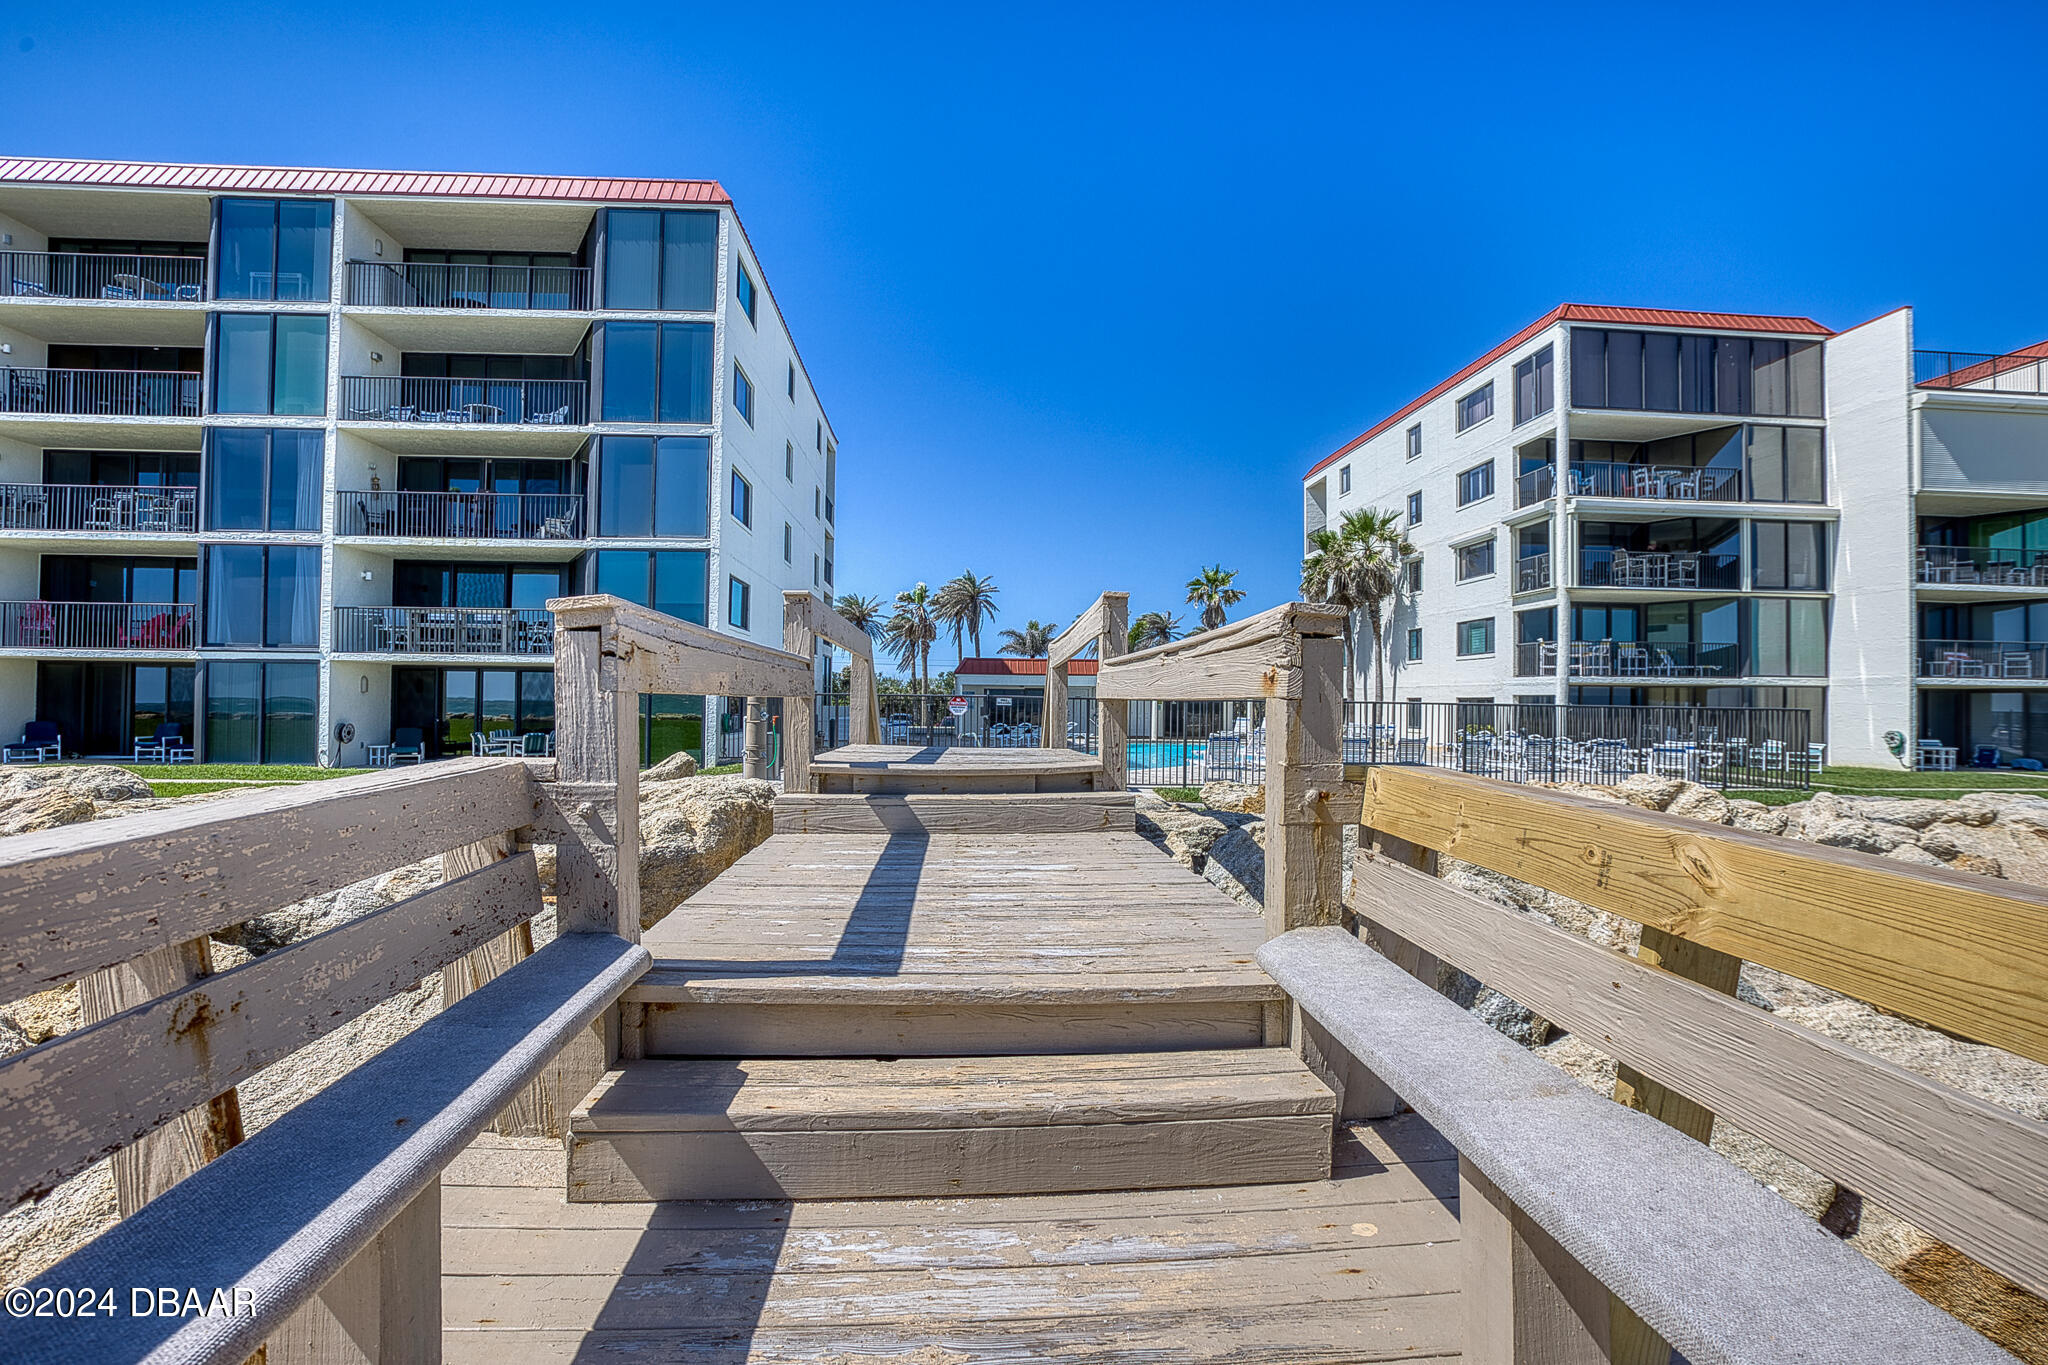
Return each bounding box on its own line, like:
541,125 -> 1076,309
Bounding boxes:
0,156 -> 728,205
1304,303 -> 1834,479
1918,340 -> 2048,390
957,658 -> 1098,676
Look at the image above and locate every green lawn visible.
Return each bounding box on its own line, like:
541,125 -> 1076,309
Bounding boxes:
1731,764 -> 2048,806
1153,787 -> 1203,803
121,763 -> 355,783
699,763 -> 742,777
146,780 -> 293,798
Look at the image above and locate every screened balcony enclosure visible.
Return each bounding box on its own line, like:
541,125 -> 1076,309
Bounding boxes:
1578,519 -> 1742,591
2,249 -> 206,301
346,258 -> 592,311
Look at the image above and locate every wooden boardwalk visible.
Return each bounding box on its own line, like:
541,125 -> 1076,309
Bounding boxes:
442,1117 -> 1464,1362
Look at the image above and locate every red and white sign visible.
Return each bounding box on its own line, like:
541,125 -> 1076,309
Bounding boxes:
947,696 -> 969,717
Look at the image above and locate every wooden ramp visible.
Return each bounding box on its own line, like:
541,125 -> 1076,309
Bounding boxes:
446,1118 -> 1464,1362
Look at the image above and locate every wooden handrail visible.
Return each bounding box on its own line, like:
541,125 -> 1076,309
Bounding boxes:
782,591 -> 881,791
1041,592 -> 1128,789
547,593 -> 812,699
1095,600 -> 1345,700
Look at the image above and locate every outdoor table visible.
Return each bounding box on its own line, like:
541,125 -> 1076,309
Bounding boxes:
366,743 -> 393,768
1918,745 -> 1957,772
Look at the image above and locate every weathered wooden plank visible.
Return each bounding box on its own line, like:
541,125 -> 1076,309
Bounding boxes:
640,999 -> 1272,1058
77,938 -> 244,1217
1047,595 -> 1109,668
546,593 -> 812,698
1098,593 -> 1129,791
802,591 -> 879,658
0,855 -> 541,1209
552,628 -> 640,942
809,744 -> 1102,772
782,592 -> 818,794
1357,763 -> 2048,1066
773,792 -> 1137,834
440,833 -> 557,1139
1461,1155 -> 1611,1364
0,758 -> 536,993
269,1177 -> 441,1365
849,650 -> 880,745
1110,600 -> 1349,669
1264,634 -> 1344,937
1095,642 -> 1305,700
1349,853 -> 2048,1299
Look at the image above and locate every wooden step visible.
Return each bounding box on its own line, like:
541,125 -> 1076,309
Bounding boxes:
774,790 -> 1137,835
566,1049 -> 1336,1202
807,744 -> 1107,795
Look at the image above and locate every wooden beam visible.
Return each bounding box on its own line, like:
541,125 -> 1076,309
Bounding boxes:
1348,854 -> 2048,1298
1461,1156 -> 1613,1364
0,758 -> 536,994
440,833 -> 558,1139
0,857 -> 542,1211
782,593 -> 818,794
547,592 -> 813,700
1096,600 -> 1346,700
1262,634 -> 1344,937
1356,764 -> 2048,1067
552,627 -> 641,942
1097,594 -> 1129,790
1047,596 -> 1109,668
801,593 -> 878,659
849,653 -> 880,746
269,1177 -> 441,1365
1041,658 -> 1069,751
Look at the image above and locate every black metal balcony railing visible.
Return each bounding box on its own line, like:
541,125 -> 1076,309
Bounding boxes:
333,605 -> 554,656
0,368 -> 201,418
1515,639 -> 1558,677
1916,545 -> 2048,587
335,490 -> 584,540
1920,640 -> 2048,680
1515,465 -> 1556,507
1516,552 -> 1551,592
0,601 -> 194,650
2,250 -> 205,302
344,261 -> 593,311
1914,350 -> 2048,397
1566,639 -> 1742,678
1568,462 -> 1746,502
339,376 -> 586,427
0,483 -> 198,533
1578,548 -> 1742,591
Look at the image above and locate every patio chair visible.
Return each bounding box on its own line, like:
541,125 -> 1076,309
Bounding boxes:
1618,645 -> 1650,676
4,722 -> 61,764
384,405 -> 419,422
525,405 -> 573,425
539,509 -> 578,539
487,729 -> 518,756
1972,746 -> 2001,769
10,278 -> 54,297
356,499 -> 396,535
1671,469 -> 1702,500
1630,466 -> 1658,498
1653,648 -> 1682,677
133,723 -> 190,762
17,601 -> 56,647
86,496 -> 122,531
389,727 -> 426,766
1808,742 -> 1827,774
521,731 -> 552,757
2003,652 -> 2035,678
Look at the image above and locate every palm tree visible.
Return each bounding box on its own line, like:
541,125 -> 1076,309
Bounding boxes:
1128,610 -> 1184,651
1183,565 -> 1245,632
1302,508 -> 1414,702
885,583 -> 939,693
934,571 -> 1001,659
997,619 -> 1059,658
834,593 -> 887,641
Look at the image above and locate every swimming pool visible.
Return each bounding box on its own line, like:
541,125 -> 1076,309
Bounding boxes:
1126,740 -> 1205,768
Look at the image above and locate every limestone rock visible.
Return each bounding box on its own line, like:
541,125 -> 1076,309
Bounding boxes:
1203,823 -> 1266,911
0,988 -> 78,1047
219,859 -> 442,956
643,750 -> 700,782
0,790 -> 99,836
1199,781 -> 1264,814
0,765 -> 152,808
638,776 -> 775,927
1851,1202 -> 2048,1360
0,1161 -> 115,1291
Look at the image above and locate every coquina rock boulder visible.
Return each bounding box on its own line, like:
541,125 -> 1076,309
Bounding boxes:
636,774 -> 776,928
0,764 -> 152,836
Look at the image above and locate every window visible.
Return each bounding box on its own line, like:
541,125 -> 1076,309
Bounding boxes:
1746,425 -> 1826,503
1405,697 -> 1423,729
1405,557 -> 1422,592
736,265 -> 757,325
1338,464 -> 1351,494
217,198 -> 333,302
730,468 -> 752,528
1513,345 -> 1554,424
816,421 -> 822,452
733,362 -> 754,426
592,549 -> 709,625
1750,598 -> 1828,676
392,562 -> 567,610
783,522 -> 793,563
1569,328 -> 1823,418
1407,490 -> 1423,525
1456,537 -> 1496,582
814,553 -> 820,586
40,555 -> 197,607
203,545 -> 320,647
205,429 -> 322,531
824,533 -> 834,585
728,576 -> 751,630
787,361 -> 796,400
785,441 -> 795,480
1457,461 -> 1495,506
597,435 -> 709,537
1456,382 -> 1494,432
213,314 -> 328,416
1407,424 -> 1422,460
1753,522 -> 1829,591
600,321 -> 713,423
815,486 -> 822,519
205,660 -> 317,764
1457,618 -> 1495,656
1407,628 -> 1422,661
603,209 -> 717,311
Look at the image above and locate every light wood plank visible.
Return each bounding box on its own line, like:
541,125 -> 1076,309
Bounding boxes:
1358,763 -> 2048,1066
1096,600 -> 1347,701
548,593 -> 812,701
1349,853 -> 2048,1299
1098,593 -> 1129,791
640,999 -> 1272,1058
1265,634 -> 1345,937
1047,595 -> 1110,668
1461,1155 -> 1610,1364
270,1177 -> 441,1365
781,591 -> 818,793
0,757 -> 536,993
0,855 -> 541,1209
773,792 -> 1137,834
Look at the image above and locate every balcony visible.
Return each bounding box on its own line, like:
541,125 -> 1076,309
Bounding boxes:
345,261 -> 593,312
1916,545 -> 2048,588
1516,553 -> 1551,593
1568,462 -> 1745,502
335,490 -> 584,540
0,367 -> 201,418
0,483 -> 197,534
1515,640 -> 1557,677
339,376 -> 586,427
1567,639 -> 1740,679
1578,548 -> 1741,591
3,250 -> 205,302
1514,465 -> 1556,507
1920,640 -> 2048,681
333,605 -> 554,657
1915,349 -> 2048,397
0,601 -> 194,650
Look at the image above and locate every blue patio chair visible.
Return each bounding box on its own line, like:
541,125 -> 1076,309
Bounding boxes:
4,721 -> 61,764
389,727 -> 427,766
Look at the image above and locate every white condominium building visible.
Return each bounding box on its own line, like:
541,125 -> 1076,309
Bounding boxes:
0,157 -> 840,766
1302,303 -> 2048,768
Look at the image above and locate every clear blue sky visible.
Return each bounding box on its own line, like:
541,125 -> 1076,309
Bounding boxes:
6,3 -> 2045,671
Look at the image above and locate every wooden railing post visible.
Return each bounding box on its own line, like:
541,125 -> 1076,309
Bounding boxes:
1097,592 -> 1129,789
1263,632 -> 1344,936
742,697 -> 767,779
270,1177 -> 441,1365
850,651 -> 880,745
1461,1156 -> 1614,1364
1042,655 -> 1069,750
783,591 -> 818,792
